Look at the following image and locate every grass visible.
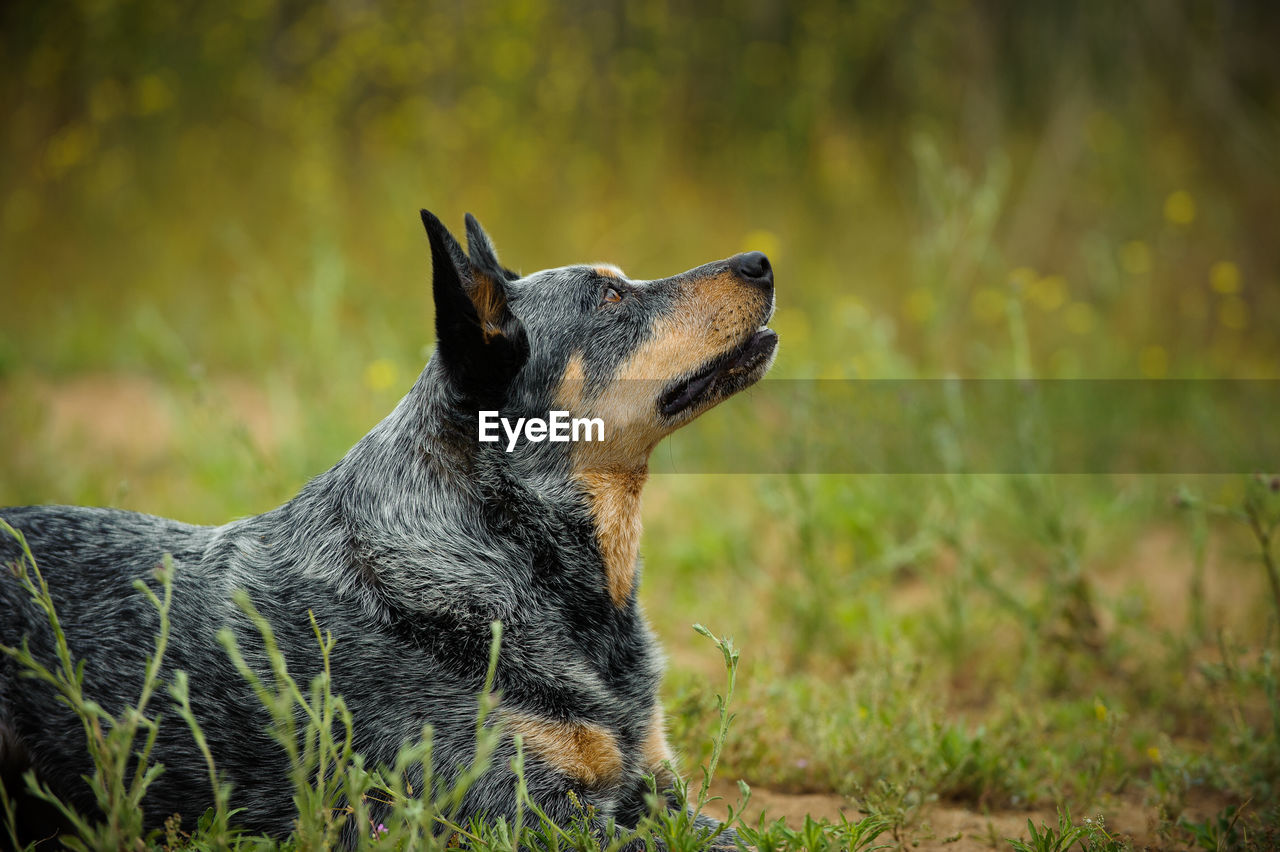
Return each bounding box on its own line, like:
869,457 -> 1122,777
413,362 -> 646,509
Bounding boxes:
5,215 -> 1280,848
5,471 -> 1280,849
1006,809 -> 1125,852
1,519 -> 882,850
4,273 -> 1280,848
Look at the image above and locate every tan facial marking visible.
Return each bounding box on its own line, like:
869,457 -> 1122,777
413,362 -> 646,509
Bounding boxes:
593,264 -> 625,279
504,713 -> 624,788
617,270 -> 768,385
555,353 -> 587,410
581,271 -> 769,460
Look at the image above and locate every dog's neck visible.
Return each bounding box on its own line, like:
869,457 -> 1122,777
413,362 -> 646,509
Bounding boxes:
422,360 -> 657,608
571,464 -> 648,606
318,366 -> 653,612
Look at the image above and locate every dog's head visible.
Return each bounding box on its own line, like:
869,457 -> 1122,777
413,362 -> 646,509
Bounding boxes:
421,210 -> 777,467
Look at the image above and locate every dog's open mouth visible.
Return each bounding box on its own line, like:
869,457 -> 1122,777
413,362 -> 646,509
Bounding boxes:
659,327 -> 778,418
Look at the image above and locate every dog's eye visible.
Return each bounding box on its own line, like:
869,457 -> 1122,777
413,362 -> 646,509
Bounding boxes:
602,287 -> 623,305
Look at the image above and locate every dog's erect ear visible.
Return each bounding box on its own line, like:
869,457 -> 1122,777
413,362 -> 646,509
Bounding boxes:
420,209 -> 527,405
464,213 -> 519,284
422,209 -> 512,342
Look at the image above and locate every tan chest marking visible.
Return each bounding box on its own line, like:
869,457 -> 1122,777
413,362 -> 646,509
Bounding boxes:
556,355 -> 648,607
641,704 -> 676,784
504,713 -> 624,788
576,466 -> 646,606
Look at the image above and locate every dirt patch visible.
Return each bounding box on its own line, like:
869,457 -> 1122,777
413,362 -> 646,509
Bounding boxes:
702,779 -> 851,827
32,373 -> 178,464
888,524 -> 1264,647
701,779 -> 1204,850
1094,525 -> 1267,633
8,371 -> 293,464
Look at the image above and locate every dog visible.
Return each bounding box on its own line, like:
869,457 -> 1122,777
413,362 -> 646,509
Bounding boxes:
0,210 -> 777,847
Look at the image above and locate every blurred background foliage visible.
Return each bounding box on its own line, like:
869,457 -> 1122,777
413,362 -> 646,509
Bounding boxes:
2,0 -> 1278,384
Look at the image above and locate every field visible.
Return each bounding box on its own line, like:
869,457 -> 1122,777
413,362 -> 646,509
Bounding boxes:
3,1 -> 1280,849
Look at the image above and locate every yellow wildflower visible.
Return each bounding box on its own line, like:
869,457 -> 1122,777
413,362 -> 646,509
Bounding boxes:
1164,191 -> 1195,225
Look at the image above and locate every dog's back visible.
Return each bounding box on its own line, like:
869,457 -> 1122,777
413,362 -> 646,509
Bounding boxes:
1,501 -> 463,836
0,504 -> 213,674
0,506 -> 225,832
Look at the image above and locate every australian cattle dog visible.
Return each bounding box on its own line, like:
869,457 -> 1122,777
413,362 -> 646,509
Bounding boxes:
0,210 -> 777,846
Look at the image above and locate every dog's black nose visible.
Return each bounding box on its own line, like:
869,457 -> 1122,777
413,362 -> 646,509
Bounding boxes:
730,251 -> 773,292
